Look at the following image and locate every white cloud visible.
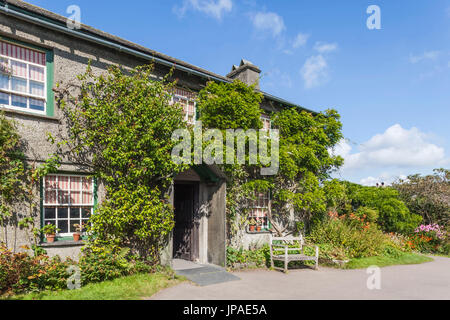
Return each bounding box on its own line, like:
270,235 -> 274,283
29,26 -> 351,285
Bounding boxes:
174,0 -> 232,20
331,125 -> 449,185
360,174 -> 407,187
263,68 -> 293,89
251,12 -> 285,37
314,41 -> 338,53
293,32 -> 310,48
332,124 -> 448,172
300,55 -> 328,89
409,51 -> 441,64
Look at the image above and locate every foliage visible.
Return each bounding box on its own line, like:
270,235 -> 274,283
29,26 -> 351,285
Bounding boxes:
407,224 -> 449,255
0,244 -> 74,296
0,112 -> 26,244
197,80 -> 263,130
342,181 -> 422,234
226,245 -> 270,269
308,212 -> 404,260
86,185 -> 174,260
0,242 -> 156,296
197,80 -> 344,243
0,112 -> 60,250
54,64 -> 186,191
54,64 -> 186,260
393,169 -> 450,226
41,223 -> 59,235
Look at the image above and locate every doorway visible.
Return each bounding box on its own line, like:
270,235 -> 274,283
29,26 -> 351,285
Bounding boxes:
173,182 -> 199,261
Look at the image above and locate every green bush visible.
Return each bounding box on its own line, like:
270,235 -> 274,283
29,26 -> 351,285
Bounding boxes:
342,182 -> 422,234
0,242 -> 155,296
0,244 -> 74,295
308,214 -> 398,260
226,246 -> 270,269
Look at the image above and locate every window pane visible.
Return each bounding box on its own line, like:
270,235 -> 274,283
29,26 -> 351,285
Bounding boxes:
71,177 -> 81,190
45,190 -> 56,204
57,207 -> 68,219
44,207 -> 56,219
11,94 -> 27,108
0,92 -> 8,105
58,191 -> 69,204
71,191 -> 81,204
82,177 -> 92,191
29,98 -> 45,111
45,175 -> 57,189
11,60 -> 27,78
81,208 -> 91,219
82,192 -> 93,204
29,81 -> 44,97
58,220 -> 68,234
29,65 -> 45,82
11,77 -> 27,93
0,73 -> 8,90
70,207 -> 80,219
70,220 -> 80,233
58,176 -> 70,190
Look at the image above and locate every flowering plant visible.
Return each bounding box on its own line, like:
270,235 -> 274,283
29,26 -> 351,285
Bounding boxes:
409,223 -> 448,254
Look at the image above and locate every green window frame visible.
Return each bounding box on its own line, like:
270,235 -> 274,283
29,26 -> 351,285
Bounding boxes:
0,35 -> 54,117
40,173 -> 97,242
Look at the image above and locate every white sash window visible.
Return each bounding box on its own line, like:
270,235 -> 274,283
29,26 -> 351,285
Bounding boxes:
0,40 -> 46,114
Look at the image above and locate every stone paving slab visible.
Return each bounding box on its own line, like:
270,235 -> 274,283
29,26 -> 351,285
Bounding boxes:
175,264 -> 241,287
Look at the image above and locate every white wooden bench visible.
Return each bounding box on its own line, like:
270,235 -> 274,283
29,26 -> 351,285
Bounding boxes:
270,235 -> 319,273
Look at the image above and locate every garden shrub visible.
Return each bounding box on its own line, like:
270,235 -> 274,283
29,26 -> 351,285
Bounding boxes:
407,224 -> 449,255
0,242 -> 155,296
0,244 -> 73,295
226,245 -> 270,269
308,213 -> 400,260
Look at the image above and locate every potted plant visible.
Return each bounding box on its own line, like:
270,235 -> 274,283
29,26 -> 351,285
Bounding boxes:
72,223 -> 84,241
248,218 -> 257,232
41,223 -> 60,243
256,218 -> 262,232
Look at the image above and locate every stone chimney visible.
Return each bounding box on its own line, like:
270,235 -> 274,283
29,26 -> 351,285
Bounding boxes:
226,59 -> 261,89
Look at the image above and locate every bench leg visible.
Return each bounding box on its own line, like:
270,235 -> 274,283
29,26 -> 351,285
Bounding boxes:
284,257 -> 288,273
315,258 -> 319,270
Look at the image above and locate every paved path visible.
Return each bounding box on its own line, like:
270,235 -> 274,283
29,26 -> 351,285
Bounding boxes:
151,256 -> 450,300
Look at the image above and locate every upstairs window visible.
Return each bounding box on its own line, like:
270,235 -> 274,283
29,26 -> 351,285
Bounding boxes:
0,40 -> 47,114
171,88 -> 197,125
261,114 -> 271,131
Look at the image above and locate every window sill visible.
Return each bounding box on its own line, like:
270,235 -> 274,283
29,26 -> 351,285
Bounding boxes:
2,108 -> 58,122
39,240 -> 85,248
246,230 -> 272,234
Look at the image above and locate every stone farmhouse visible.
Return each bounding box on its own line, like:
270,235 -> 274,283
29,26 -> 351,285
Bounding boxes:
0,0 -> 315,267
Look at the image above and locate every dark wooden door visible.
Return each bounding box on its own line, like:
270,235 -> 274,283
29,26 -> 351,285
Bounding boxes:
173,183 -> 199,261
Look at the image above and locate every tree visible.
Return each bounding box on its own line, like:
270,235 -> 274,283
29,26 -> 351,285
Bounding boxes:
393,169 -> 450,226
54,64 -> 187,261
197,80 -> 344,241
343,181 -> 422,234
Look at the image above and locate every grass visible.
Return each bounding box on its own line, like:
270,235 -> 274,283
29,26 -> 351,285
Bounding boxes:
344,252 -> 434,269
6,272 -> 185,300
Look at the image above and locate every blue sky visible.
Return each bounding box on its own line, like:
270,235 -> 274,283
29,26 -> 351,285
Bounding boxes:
27,0 -> 450,185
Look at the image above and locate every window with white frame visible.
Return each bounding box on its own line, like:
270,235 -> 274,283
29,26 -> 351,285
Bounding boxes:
43,175 -> 94,237
261,114 -> 271,131
248,191 -> 270,231
171,87 -> 196,125
0,40 -> 47,114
